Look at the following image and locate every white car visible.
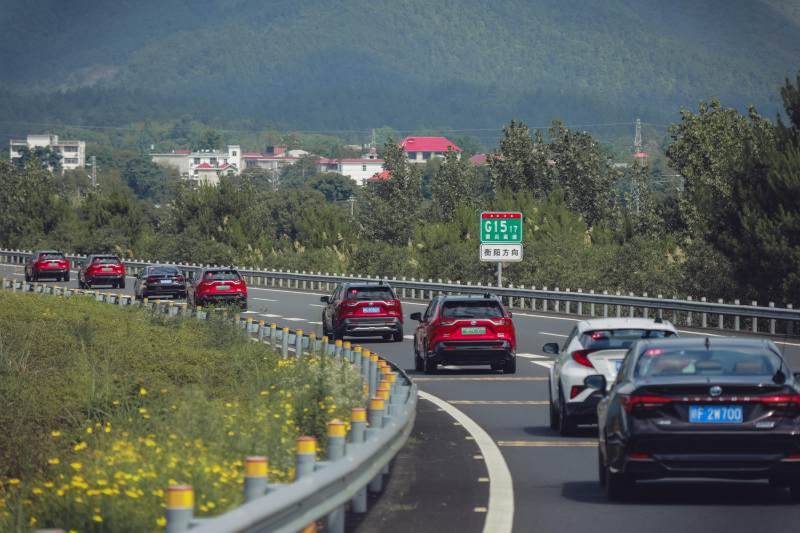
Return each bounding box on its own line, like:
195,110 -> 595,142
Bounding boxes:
544,318 -> 678,435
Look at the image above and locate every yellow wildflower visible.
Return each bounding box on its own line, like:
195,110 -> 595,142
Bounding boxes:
156,516 -> 166,527
29,516 -> 37,526
32,488 -> 43,495
7,479 -> 19,485
92,514 -> 103,523
51,430 -> 62,437
73,442 -> 88,452
86,427 -> 93,434
139,387 -> 148,396
70,462 -> 82,471
48,458 -> 60,465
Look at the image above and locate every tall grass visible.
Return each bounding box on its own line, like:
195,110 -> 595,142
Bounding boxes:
0,292 -> 364,531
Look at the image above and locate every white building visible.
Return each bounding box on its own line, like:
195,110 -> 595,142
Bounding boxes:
317,151 -> 385,186
241,146 -> 299,174
9,134 -> 86,171
151,145 -> 242,180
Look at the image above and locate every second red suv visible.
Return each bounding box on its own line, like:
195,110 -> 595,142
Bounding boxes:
78,254 -> 126,289
321,282 -> 404,341
412,294 -> 517,374
25,250 -> 70,282
188,268 -> 248,310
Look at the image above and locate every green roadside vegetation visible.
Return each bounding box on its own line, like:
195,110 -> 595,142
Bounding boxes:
1,74 -> 799,306
0,291 -> 364,532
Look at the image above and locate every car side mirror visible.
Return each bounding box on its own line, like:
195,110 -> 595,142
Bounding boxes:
584,374 -> 607,394
793,371 -> 800,382
507,311 -> 513,318
410,312 -> 422,321
320,296 -> 330,303
542,342 -> 560,355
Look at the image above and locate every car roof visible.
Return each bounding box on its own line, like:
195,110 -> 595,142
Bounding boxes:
146,264 -> 179,269
437,294 -> 502,303
634,336 -> 777,352
201,267 -> 239,272
576,317 -> 677,333
35,250 -> 63,254
342,282 -> 393,289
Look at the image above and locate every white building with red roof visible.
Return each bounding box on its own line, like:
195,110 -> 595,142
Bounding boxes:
399,136 -> 461,163
151,145 -> 241,180
316,149 -> 384,186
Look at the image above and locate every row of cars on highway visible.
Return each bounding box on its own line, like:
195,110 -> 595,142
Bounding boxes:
23,250 -> 249,309
21,251 -> 800,501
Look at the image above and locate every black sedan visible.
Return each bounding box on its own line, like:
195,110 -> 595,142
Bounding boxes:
134,265 -> 187,300
590,337 -> 800,501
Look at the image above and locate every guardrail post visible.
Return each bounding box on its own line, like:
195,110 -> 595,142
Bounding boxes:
589,290 -> 595,317
656,295 -> 663,320
576,289 -> 582,315
686,297 -> 693,327
615,292 -> 621,317
295,434 -> 317,507
717,299 -> 724,329
243,456 -> 269,502
787,304 -> 794,336
553,287 -> 559,313
257,320 -> 266,341
369,352 -> 379,398
542,287 -> 548,311
751,301 -> 758,333
350,407 -> 368,513
281,327 -> 290,358
642,292 -> 648,319
701,297 -> 708,328
733,299 -> 741,331
602,291 -> 608,317
769,302 -> 776,335
367,397 -> 386,493
518,285 -> 526,309
269,323 -> 277,349
325,420 -> 346,533
165,485 -> 194,533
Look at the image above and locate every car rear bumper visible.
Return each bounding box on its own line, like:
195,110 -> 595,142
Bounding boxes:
199,293 -> 247,307
33,268 -> 68,277
86,274 -> 124,284
341,317 -> 402,336
143,284 -> 187,296
432,341 -> 514,365
613,431 -> 800,480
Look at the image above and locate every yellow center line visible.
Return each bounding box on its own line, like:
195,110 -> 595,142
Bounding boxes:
497,440 -> 598,447
414,377 -> 548,382
449,400 -> 549,405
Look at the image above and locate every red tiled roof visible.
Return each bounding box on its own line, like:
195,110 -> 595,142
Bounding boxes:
468,153 -> 487,165
367,170 -> 391,181
195,162 -> 213,169
399,136 -> 461,153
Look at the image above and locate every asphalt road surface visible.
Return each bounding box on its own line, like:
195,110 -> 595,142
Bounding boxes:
4,263 -> 800,532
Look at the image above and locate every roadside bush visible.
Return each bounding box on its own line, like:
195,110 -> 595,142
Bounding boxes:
0,292 -> 364,531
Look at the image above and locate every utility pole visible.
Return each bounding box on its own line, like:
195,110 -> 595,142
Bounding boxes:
90,155 -> 97,188
634,118 -> 642,153
348,195 -> 356,217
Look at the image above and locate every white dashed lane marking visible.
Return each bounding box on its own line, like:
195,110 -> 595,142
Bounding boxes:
251,297 -> 277,302
539,332 -> 567,337
517,353 -> 550,359
531,361 -> 554,369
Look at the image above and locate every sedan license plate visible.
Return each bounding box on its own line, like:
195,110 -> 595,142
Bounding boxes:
689,405 -> 743,424
160,279 -> 173,285
362,306 -> 380,313
461,327 -> 486,335
102,267 -> 112,272
216,284 -> 230,290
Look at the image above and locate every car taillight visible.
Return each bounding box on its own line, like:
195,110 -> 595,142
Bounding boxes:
620,394 -> 673,414
146,276 -> 159,283
571,349 -> 595,368
344,300 -> 360,307
386,300 -> 399,307
570,385 -> 585,399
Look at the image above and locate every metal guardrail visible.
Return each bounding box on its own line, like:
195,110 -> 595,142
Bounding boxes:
0,276 -> 417,533
1,248 -> 798,335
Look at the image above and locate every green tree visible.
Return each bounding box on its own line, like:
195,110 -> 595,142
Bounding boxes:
14,146 -> 63,173
357,141 -> 422,244
431,149 -> 478,221
122,156 -> 179,201
487,120 -> 551,194
0,161 -> 66,248
191,128 -> 223,151
309,173 -> 356,202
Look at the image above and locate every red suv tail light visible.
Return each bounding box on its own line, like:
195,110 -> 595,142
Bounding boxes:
571,349 -> 595,368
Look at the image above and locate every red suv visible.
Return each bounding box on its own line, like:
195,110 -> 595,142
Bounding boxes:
412,294 -> 517,374
78,254 -> 126,289
25,250 -> 70,282
188,268 -> 248,310
321,282 -> 403,341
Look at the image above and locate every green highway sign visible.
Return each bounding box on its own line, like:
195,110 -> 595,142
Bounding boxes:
480,211 -> 523,244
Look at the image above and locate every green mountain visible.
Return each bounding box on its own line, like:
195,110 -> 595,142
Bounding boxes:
0,0 -> 798,133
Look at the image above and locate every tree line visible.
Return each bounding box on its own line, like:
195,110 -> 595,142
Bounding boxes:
2,74 -> 799,305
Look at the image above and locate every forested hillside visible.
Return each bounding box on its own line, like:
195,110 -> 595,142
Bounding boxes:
0,0 -> 798,131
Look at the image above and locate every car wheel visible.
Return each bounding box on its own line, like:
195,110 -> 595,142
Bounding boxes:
558,389 -> 576,436
24,271 -> 31,283
490,362 -> 504,372
64,273 -> 70,282
503,356 -> 517,374
790,483 -> 800,502
598,446 -> 607,487
424,356 -> 437,374
414,353 -> 424,372
119,279 -> 126,290
606,467 -> 631,502
548,378 -> 558,430
392,330 -> 403,342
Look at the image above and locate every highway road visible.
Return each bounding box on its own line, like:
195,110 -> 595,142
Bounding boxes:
4,263 -> 800,532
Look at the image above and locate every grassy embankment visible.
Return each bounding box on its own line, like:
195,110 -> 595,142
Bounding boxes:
0,291 -> 364,532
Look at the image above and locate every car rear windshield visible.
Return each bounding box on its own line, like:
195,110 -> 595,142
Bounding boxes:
39,252 -> 64,260
441,300 -> 504,319
92,256 -> 120,264
581,329 -> 675,351
345,287 -> 395,300
147,266 -> 179,275
635,347 -> 781,377
204,270 -> 241,281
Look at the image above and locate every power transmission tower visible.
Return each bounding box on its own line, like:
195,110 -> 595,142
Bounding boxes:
634,118 -> 642,153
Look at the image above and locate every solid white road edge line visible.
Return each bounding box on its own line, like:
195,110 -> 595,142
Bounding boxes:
417,390 -> 514,533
